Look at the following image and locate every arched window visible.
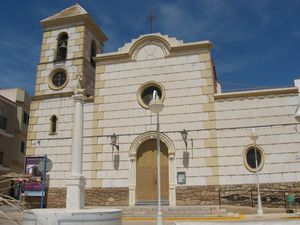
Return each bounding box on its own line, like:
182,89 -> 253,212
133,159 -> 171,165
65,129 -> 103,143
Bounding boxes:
50,115 -> 58,134
90,40 -> 97,68
55,33 -> 68,61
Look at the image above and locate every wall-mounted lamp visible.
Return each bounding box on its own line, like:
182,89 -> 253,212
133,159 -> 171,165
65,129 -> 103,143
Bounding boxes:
181,129 -> 188,148
110,133 -> 119,151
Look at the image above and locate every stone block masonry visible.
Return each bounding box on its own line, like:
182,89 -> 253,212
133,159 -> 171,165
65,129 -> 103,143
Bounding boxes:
42,183 -> 300,208
176,182 -> 300,208
47,187 -> 129,208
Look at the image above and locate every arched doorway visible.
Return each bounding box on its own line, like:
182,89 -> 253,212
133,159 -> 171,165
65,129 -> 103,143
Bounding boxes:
136,139 -> 169,203
129,131 -> 176,206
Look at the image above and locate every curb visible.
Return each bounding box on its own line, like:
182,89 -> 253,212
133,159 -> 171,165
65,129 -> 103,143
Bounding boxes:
123,215 -> 245,221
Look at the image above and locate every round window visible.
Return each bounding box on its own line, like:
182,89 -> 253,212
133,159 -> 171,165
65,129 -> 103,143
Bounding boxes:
142,86 -> 162,106
48,69 -> 69,90
137,81 -> 165,109
52,72 -> 67,87
243,145 -> 265,172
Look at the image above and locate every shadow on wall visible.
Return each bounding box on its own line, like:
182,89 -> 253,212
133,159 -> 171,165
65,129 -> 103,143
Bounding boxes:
183,151 -> 189,168
114,154 -> 120,170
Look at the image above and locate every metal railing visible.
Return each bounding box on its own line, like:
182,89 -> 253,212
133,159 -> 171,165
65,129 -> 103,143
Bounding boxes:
218,188 -> 300,212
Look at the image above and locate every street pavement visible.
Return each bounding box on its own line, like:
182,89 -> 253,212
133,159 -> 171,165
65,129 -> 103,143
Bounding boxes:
123,219 -> 300,225
123,213 -> 300,225
0,210 -> 299,225
174,221 -> 300,225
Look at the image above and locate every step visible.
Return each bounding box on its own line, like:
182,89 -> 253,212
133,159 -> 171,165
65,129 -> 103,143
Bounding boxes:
121,205 -> 231,218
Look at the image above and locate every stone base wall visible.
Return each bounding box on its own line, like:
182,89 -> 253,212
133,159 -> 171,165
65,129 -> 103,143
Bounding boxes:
85,187 -> 129,206
45,187 -> 129,208
27,183 -> 299,208
176,186 -> 220,206
176,182 -> 300,208
47,188 -> 66,208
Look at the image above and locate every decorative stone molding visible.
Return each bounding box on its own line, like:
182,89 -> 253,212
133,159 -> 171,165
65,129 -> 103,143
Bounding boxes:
48,68 -> 70,91
136,81 -> 166,109
243,144 -> 265,173
129,131 -> 175,158
95,33 -> 212,63
214,87 -> 298,101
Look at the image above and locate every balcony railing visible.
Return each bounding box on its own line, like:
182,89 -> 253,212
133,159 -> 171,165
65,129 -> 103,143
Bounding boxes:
0,116 -> 7,130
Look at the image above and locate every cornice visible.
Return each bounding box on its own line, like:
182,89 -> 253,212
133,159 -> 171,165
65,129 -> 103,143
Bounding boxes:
214,87 -> 298,101
96,53 -> 135,65
38,56 -> 88,66
0,95 -> 16,106
170,41 -> 212,52
32,91 -> 94,102
32,92 -> 74,101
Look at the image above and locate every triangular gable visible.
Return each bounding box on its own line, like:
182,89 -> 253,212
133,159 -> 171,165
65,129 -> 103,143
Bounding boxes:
41,3 -> 87,22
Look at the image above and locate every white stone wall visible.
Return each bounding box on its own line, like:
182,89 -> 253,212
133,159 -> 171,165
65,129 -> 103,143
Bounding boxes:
214,95 -> 300,185
96,47 -> 212,187
94,35 -> 300,189
30,97 -> 95,188
31,97 -> 73,188
31,33 -> 300,191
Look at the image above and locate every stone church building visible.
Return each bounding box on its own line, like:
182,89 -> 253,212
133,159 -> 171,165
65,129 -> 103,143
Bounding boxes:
26,4 -> 300,208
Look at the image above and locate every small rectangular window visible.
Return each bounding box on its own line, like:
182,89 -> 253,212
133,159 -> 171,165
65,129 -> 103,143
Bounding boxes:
0,116 -> 7,130
0,152 -> 3,164
21,142 -> 26,154
23,112 -> 29,125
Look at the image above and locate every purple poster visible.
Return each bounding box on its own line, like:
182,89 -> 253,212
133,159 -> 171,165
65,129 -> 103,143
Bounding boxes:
23,156 -> 44,191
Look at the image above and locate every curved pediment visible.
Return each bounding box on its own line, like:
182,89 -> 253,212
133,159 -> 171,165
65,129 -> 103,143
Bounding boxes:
128,35 -> 172,60
96,33 -> 212,63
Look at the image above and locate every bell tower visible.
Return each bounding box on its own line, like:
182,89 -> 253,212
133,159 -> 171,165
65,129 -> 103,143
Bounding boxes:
36,3 -> 107,97
26,4 -> 107,162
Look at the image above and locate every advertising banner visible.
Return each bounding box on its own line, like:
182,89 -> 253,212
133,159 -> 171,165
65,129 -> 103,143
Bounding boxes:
23,156 -> 44,192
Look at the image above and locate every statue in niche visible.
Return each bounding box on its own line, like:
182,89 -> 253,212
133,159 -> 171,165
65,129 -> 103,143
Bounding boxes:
74,73 -> 87,95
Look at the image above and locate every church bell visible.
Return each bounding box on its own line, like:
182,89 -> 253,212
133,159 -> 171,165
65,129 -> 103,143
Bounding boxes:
59,40 -> 67,50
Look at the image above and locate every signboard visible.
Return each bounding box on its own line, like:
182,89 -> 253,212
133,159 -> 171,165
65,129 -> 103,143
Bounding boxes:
23,156 -> 45,192
25,156 -> 44,177
38,158 -> 53,173
24,191 -> 45,197
177,172 -> 186,185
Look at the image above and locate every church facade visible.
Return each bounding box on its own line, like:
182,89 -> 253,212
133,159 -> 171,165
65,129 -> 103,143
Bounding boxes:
26,4 -> 300,208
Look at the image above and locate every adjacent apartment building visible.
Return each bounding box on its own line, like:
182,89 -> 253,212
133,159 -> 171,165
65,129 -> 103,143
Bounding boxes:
26,4 -> 300,208
0,88 -> 31,198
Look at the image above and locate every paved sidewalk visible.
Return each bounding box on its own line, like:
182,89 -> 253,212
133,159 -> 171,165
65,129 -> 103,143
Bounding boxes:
0,208 -> 299,225
123,213 -> 300,225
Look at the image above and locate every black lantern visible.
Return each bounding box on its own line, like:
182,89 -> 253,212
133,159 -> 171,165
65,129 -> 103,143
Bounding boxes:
110,133 -> 119,151
181,129 -> 188,148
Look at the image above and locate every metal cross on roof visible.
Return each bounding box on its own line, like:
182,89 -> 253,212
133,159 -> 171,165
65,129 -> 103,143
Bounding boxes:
146,12 -> 157,33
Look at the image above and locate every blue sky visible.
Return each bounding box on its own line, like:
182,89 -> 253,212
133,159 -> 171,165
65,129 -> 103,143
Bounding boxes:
0,0 -> 299,96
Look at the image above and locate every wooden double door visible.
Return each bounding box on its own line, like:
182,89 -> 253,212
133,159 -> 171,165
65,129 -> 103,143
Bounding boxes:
136,139 -> 169,202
